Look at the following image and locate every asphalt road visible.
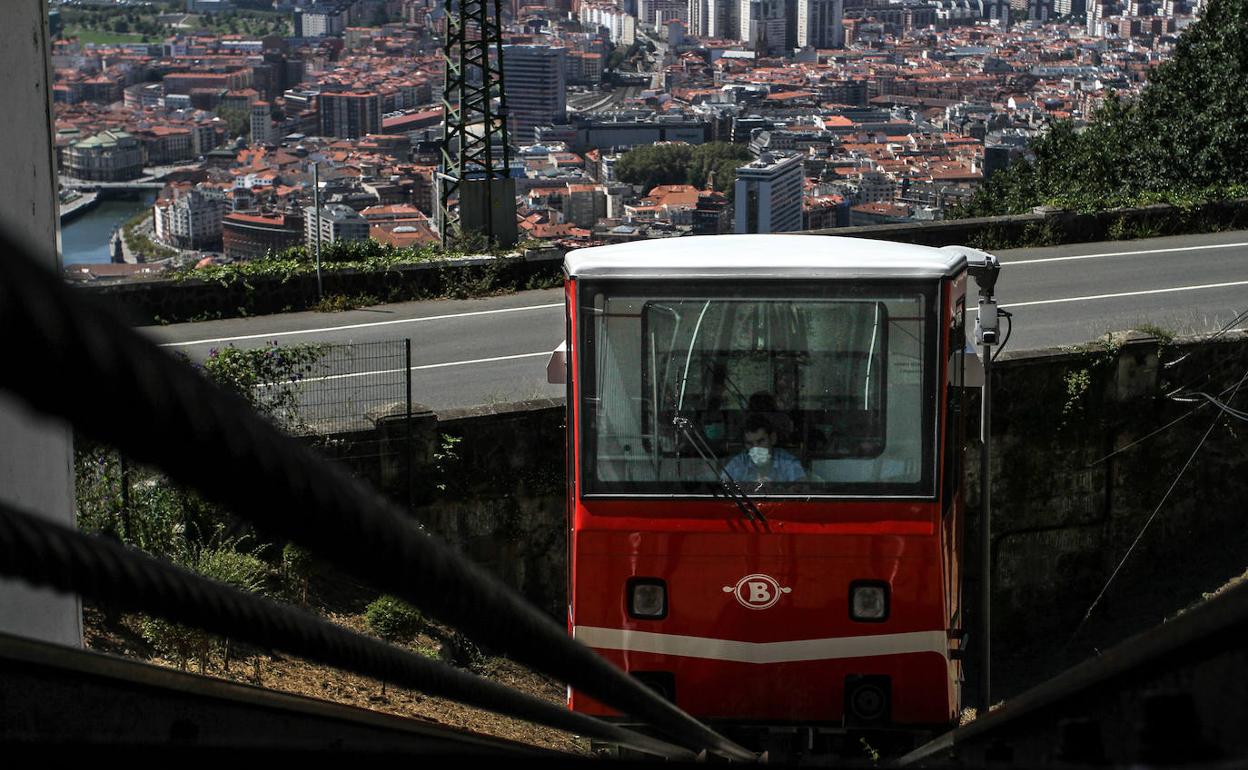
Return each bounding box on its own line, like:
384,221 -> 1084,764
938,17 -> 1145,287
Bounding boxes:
145,230 -> 1248,411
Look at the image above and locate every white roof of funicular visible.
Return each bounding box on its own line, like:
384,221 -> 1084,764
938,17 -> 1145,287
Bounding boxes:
565,234 -> 969,280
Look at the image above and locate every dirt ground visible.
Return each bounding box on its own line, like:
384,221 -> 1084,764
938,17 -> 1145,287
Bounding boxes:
82,584 -> 591,755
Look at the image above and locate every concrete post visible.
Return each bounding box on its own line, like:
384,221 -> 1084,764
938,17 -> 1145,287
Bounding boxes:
0,1 -> 82,646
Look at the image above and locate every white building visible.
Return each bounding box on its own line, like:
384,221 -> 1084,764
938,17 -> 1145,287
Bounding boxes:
154,187 -> 227,250
580,3 -> 638,44
304,203 -> 370,250
734,152 -> 804,234
296,4 -> 347,37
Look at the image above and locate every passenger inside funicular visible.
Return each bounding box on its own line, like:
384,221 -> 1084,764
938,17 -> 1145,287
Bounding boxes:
721,396 -> 807,487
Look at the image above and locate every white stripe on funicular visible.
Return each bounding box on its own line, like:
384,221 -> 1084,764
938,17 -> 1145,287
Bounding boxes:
572,627 -> 947,664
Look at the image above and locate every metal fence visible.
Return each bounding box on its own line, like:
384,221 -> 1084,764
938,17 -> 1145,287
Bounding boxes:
285,339 -> 414,509
286,339 -> 412,438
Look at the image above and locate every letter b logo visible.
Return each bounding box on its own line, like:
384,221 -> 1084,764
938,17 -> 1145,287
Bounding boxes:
748,581 -> 772,604
724,573 -> 791,610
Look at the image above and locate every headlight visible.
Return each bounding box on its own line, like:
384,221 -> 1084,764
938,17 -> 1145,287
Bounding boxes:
850,582 -> 889,622
628,578 -> 667,619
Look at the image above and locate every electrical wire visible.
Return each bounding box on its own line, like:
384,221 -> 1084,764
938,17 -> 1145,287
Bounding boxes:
1069,362 -> 1248,644
0,499 -> 692,760
1087,366 -> 1248,467
991,309 -> 1013,362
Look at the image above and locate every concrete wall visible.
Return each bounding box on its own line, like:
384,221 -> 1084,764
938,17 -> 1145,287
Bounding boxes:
0,0 -> 82,647
343,333 -> 1248,690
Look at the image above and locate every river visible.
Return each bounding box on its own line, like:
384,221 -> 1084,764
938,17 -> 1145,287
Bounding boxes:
60,192 -> 157,265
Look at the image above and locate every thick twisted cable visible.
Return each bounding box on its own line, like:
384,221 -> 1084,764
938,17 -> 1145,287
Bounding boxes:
0,500 -> 691,760
0,235 -> 754,762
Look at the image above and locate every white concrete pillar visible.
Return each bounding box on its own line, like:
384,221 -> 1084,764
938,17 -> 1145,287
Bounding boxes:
0,0 -> 82,647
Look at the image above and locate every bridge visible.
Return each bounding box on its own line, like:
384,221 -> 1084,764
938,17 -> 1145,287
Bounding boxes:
61,180 -> 168,192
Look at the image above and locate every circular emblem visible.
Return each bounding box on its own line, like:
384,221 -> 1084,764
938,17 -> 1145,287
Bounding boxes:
722,573 -> 792,610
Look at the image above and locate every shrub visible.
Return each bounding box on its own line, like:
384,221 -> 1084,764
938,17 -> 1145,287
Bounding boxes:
281,542 -> 313,606
365,595 -> 424,642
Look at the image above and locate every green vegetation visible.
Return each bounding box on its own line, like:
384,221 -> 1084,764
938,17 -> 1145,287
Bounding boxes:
57,4 -> 290,43
201,342 -> 326,431
76,341 -> 330,672
162,235 -> 551,314
281,543 -> 314,606
121,210 -> 177,262
365,595 -> 425,643
957,0 -> 1248,216
312,292 -> 382,312
63,27 -> 157,45
615,142 -> 752,196
215,106 -> 252,139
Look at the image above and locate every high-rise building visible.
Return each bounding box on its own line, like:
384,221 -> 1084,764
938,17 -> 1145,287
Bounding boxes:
318,92 -> 382,139
1087,0 -> 1107,33
706,0 -> 737,37
250,101 -> 275,145
797,0 -> 843,48
1053,0 -> 1086,15
502,45 -> 567,145
581,2 -> 638,42
734,152 -> 804,234
688,0 -> 709,36
738,0 -> 786,50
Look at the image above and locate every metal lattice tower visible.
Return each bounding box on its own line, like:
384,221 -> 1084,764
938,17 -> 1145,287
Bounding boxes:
438,0 -> 517,248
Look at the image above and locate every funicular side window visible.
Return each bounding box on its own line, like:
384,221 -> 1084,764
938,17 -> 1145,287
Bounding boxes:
580,281 -> 937,499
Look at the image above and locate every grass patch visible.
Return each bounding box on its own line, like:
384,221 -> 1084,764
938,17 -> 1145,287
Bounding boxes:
64,27 -> 156,45
312,293 -> 381,313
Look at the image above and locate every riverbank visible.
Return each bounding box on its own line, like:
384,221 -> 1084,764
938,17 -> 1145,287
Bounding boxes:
60,190 -> 158,266
59,191 -> 99,224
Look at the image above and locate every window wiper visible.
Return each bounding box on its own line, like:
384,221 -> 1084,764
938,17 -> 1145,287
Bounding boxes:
672,415 -> 766,524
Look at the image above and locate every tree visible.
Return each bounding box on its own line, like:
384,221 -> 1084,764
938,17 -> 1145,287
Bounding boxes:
956,0 -> 1248,216
216,106 -> 251,139
615,142 -> 752,194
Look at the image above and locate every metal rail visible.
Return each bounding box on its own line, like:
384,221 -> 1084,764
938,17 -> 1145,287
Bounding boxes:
896,574 -> 1248,766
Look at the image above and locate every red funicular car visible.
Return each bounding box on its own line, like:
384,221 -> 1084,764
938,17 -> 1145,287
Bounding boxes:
554,234 -> 979,754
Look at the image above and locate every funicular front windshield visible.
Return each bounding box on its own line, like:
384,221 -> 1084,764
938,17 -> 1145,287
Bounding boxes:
579,281 -> 938,498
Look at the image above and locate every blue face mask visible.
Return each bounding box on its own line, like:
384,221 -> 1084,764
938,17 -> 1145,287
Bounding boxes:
704,422 -> 725,440
748,446 -> 771,466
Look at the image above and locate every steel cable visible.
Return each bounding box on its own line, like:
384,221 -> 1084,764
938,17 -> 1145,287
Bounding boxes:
0,235 -> 753,761
0,499 -> 689,759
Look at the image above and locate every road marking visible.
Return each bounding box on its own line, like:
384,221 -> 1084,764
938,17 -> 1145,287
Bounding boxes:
572,626 -> 947,664
1004,279 -> 1248,308
1008,241 -> 1248,266
290,351 -> 553,384
158,302 -> 564,348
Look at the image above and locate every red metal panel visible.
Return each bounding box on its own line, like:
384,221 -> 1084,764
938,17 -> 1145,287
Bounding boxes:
565,271 -> 968,729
